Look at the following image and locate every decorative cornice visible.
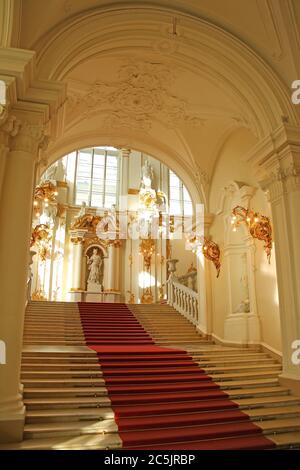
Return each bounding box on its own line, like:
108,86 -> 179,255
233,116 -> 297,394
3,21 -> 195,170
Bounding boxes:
0,48 -> 66,144
244,124 -> 300,180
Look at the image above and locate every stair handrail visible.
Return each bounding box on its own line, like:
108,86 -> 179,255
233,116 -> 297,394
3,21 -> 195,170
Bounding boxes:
167,273 -> 199,326
177,270 -> 197,292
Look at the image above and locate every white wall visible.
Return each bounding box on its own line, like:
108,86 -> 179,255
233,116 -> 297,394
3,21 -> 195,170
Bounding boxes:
209,128 -> 281,352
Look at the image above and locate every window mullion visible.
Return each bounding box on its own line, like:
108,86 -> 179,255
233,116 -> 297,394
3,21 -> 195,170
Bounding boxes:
103,151 -> 107,207
74,151 -> 79,205
89,149 -> 94,207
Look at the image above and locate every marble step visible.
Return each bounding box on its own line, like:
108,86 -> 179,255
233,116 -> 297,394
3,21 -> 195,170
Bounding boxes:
24,396 -> 111,410
246,405 -> 300,420
24,335 -> 84,340
25,321 -> 80,324
23,340 -> 86,345
226,386 -> 289,399
156,340 -> 214,345
185,347 -> 262,354
24,394 -> 299,412
37,404 -> 300,427
26,407 -> 114,423
22,363 -> 101,370
22,377 -> 106,387
205,364 -> 281,373
21,370 -> 102,378
192,352 -> 270,360
259,417 -> 300,434
270,431 -> 300,449
235,395 -> 300,409
195,358 -> 277,366
22,350 -> 96,357
24,419 -> 118,439
24,387 -> 108,398
209,370 -> 279,381
0,434 -> 122,450
217,378 -> 279,389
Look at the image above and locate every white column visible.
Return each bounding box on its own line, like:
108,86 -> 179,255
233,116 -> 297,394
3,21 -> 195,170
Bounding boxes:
106,240 -> 121,292
196,213 -> 214,336
69,229 -> 87,295
0,143 -> 9,200
120,148 -> 130,206
0,118 -> 45,442
248,125 -> 300,393
0,115 -> 18,202
264,152 -> 300,390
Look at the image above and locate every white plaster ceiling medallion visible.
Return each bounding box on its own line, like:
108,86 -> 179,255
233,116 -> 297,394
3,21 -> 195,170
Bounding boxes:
67,60 -> 205,131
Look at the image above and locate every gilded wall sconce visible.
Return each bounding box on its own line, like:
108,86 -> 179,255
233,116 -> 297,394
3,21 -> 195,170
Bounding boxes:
139,238 -> 155,270
202,237 -> 221,278
231,205 -> 272,263
186,233 -> 221,278
33,181 -> 58,217
30,224 -> 52,261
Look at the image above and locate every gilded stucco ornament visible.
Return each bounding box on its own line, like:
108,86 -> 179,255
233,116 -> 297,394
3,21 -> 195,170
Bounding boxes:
202,238 -> 221,278
126,291 -> 135,304
185,234 -> 221,278
231,206 -> 273,263
140,238 -> 155,270
141,287 -> 154,304
30,224 -> 52,262
71,213 -> 102,231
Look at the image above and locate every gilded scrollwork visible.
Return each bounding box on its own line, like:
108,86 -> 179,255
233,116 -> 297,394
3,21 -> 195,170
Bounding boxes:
71,213 -> 102,230
202,238 -> 221,278
232,205 -> 273,263
140,238 -> 155,270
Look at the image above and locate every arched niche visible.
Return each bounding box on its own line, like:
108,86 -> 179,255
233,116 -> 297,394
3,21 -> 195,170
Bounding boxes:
218,181 -> 260,344
83,243 -> 107,292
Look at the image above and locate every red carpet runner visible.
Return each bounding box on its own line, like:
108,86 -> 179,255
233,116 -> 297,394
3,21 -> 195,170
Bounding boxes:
78,302 -> 275,450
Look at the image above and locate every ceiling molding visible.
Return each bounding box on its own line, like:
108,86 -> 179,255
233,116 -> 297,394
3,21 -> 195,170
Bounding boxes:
286,0 -> 300,49
256,0 -> 283,60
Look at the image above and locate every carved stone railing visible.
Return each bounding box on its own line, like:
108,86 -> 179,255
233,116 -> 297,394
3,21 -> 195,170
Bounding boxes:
177,270 -> 197,292
167,277 -> 199,327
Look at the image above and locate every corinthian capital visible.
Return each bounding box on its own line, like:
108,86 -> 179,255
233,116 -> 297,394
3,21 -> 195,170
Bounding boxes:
0,108 -> 22,147
11,120 -> 48,154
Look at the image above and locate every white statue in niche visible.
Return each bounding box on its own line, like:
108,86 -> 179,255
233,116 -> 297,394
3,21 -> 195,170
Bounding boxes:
234,253 -> 251,313
141,160 -> 154,189
87,248 -> 103,291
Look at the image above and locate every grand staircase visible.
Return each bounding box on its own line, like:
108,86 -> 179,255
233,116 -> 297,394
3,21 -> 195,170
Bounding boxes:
2,301 -> 300,449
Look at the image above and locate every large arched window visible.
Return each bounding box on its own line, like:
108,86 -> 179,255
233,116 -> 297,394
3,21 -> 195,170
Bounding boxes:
73,147 -> 120,207
168,170 -> 193,216
43,147 -> 193,216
